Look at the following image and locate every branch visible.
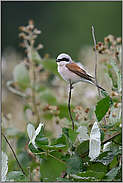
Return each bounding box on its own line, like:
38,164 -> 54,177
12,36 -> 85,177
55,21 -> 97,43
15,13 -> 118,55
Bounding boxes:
68,80 -> 74,130
1,132 -> 25,175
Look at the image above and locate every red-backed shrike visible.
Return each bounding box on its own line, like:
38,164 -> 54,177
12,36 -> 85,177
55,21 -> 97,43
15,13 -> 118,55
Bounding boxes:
56,53 -> 105,90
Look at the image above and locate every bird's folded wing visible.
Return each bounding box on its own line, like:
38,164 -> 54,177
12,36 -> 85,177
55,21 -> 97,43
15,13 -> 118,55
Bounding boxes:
66,63 -> 94,81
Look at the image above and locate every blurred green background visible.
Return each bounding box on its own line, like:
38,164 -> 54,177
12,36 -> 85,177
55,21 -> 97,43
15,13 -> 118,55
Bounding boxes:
2,1 -> 122,60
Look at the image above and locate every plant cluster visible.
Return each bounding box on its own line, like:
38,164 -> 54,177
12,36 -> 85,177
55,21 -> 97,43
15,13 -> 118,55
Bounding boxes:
1,20 -> 122,182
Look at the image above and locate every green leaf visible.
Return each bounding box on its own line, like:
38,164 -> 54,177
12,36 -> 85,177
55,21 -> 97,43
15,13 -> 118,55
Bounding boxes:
94,151 -> 116,165
1,151 -> 8,182
74,171 -> 105,181
58,103 -> 75,121
13,63 -> 30,91
40,151 -> 66,182
35,127 -> 49,148
62,127 -> 78,143
89,162 -> 108,174
76,126 -> 89,143
110,157 -> 118,169
75,140 -> 89,157
69,128 -> 79,143
41,58 -> 58,75
110,58 -> 122,93
95,96 -> 110,122
6,171 -> 28,182
100,129 -> 104,142
101,90 -> 113,106
32,51 -> 42,64
66,155 -> 83,175
104,167 -> 120,181
39,89 -> 57,105
50,133 -> 68,150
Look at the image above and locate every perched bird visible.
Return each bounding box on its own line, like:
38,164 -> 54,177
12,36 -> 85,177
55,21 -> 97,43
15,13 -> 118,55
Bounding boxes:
56,53 -> 105,91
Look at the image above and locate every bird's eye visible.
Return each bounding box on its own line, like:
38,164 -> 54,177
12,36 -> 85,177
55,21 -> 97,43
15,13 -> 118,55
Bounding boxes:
58,58 -> 69,62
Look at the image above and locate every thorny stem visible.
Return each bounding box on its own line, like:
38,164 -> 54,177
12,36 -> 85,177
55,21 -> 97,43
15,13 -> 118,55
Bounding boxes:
68,80 -> 74,130
1,132 -> 25,175
92,26 -> 106,125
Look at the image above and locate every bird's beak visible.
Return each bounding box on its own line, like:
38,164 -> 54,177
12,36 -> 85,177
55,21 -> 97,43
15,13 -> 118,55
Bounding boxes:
55,59 -> 60,62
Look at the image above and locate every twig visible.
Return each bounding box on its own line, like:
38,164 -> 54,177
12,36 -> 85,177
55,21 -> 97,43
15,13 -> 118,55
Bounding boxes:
68,80 -> 74,130
28,167 -> 33,182
56,170 -> 67,182
1,132 -> 25,175
92,26 -> 106,125
92,26 -> 101,100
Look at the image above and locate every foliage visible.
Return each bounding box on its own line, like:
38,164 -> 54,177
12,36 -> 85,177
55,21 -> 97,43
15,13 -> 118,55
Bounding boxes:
1,21 -> 122,182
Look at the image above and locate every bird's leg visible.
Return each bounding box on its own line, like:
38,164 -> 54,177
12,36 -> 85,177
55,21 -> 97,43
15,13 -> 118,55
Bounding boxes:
68,80 -> 74,130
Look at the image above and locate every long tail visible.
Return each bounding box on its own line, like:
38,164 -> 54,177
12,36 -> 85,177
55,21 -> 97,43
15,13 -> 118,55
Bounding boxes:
93,82 -> 105,91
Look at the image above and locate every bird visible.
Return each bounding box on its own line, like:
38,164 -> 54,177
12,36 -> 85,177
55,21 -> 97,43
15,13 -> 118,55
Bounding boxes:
55,53 -> 105,91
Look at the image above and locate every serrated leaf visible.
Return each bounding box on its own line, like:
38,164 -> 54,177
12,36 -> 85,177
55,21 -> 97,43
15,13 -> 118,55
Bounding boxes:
6,171 -> 28,182
1,151 -> 8,182
89,122 -> 101,161
40,151 -> 66,182
95,96 -> 110,122
50,133 -> 68,150
26,123 -> 44,149
39,89 -> 57,105
66,155 -> 83,175
13,63 -> 30,91
76,126 -> 89,143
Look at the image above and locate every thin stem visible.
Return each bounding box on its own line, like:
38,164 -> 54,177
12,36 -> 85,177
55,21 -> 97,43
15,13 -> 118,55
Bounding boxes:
92,26 -> 101,100
1,132 -> 25,175
32,71 -> 40,125
68,80 -> 74,130
28,167 -> 33,182
92,26 -> 106,125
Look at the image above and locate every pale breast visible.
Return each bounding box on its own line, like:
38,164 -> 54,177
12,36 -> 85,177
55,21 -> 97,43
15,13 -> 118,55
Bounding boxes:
58,65 -> 82,84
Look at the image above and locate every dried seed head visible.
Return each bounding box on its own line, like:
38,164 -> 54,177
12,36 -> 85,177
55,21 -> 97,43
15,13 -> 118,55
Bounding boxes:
37,44 -> 44,49
26,24 -> 34,31
34,28 -> 41,34
28,19 -> 34,25
19,26 -> 26,32
18,32 -> 26,39
98,42 -> 103,46
85,108 -> 89,113
116,37 -> 122,43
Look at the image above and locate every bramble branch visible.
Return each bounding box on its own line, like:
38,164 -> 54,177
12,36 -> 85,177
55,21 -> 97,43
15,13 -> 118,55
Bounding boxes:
1,132 -> 25,175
